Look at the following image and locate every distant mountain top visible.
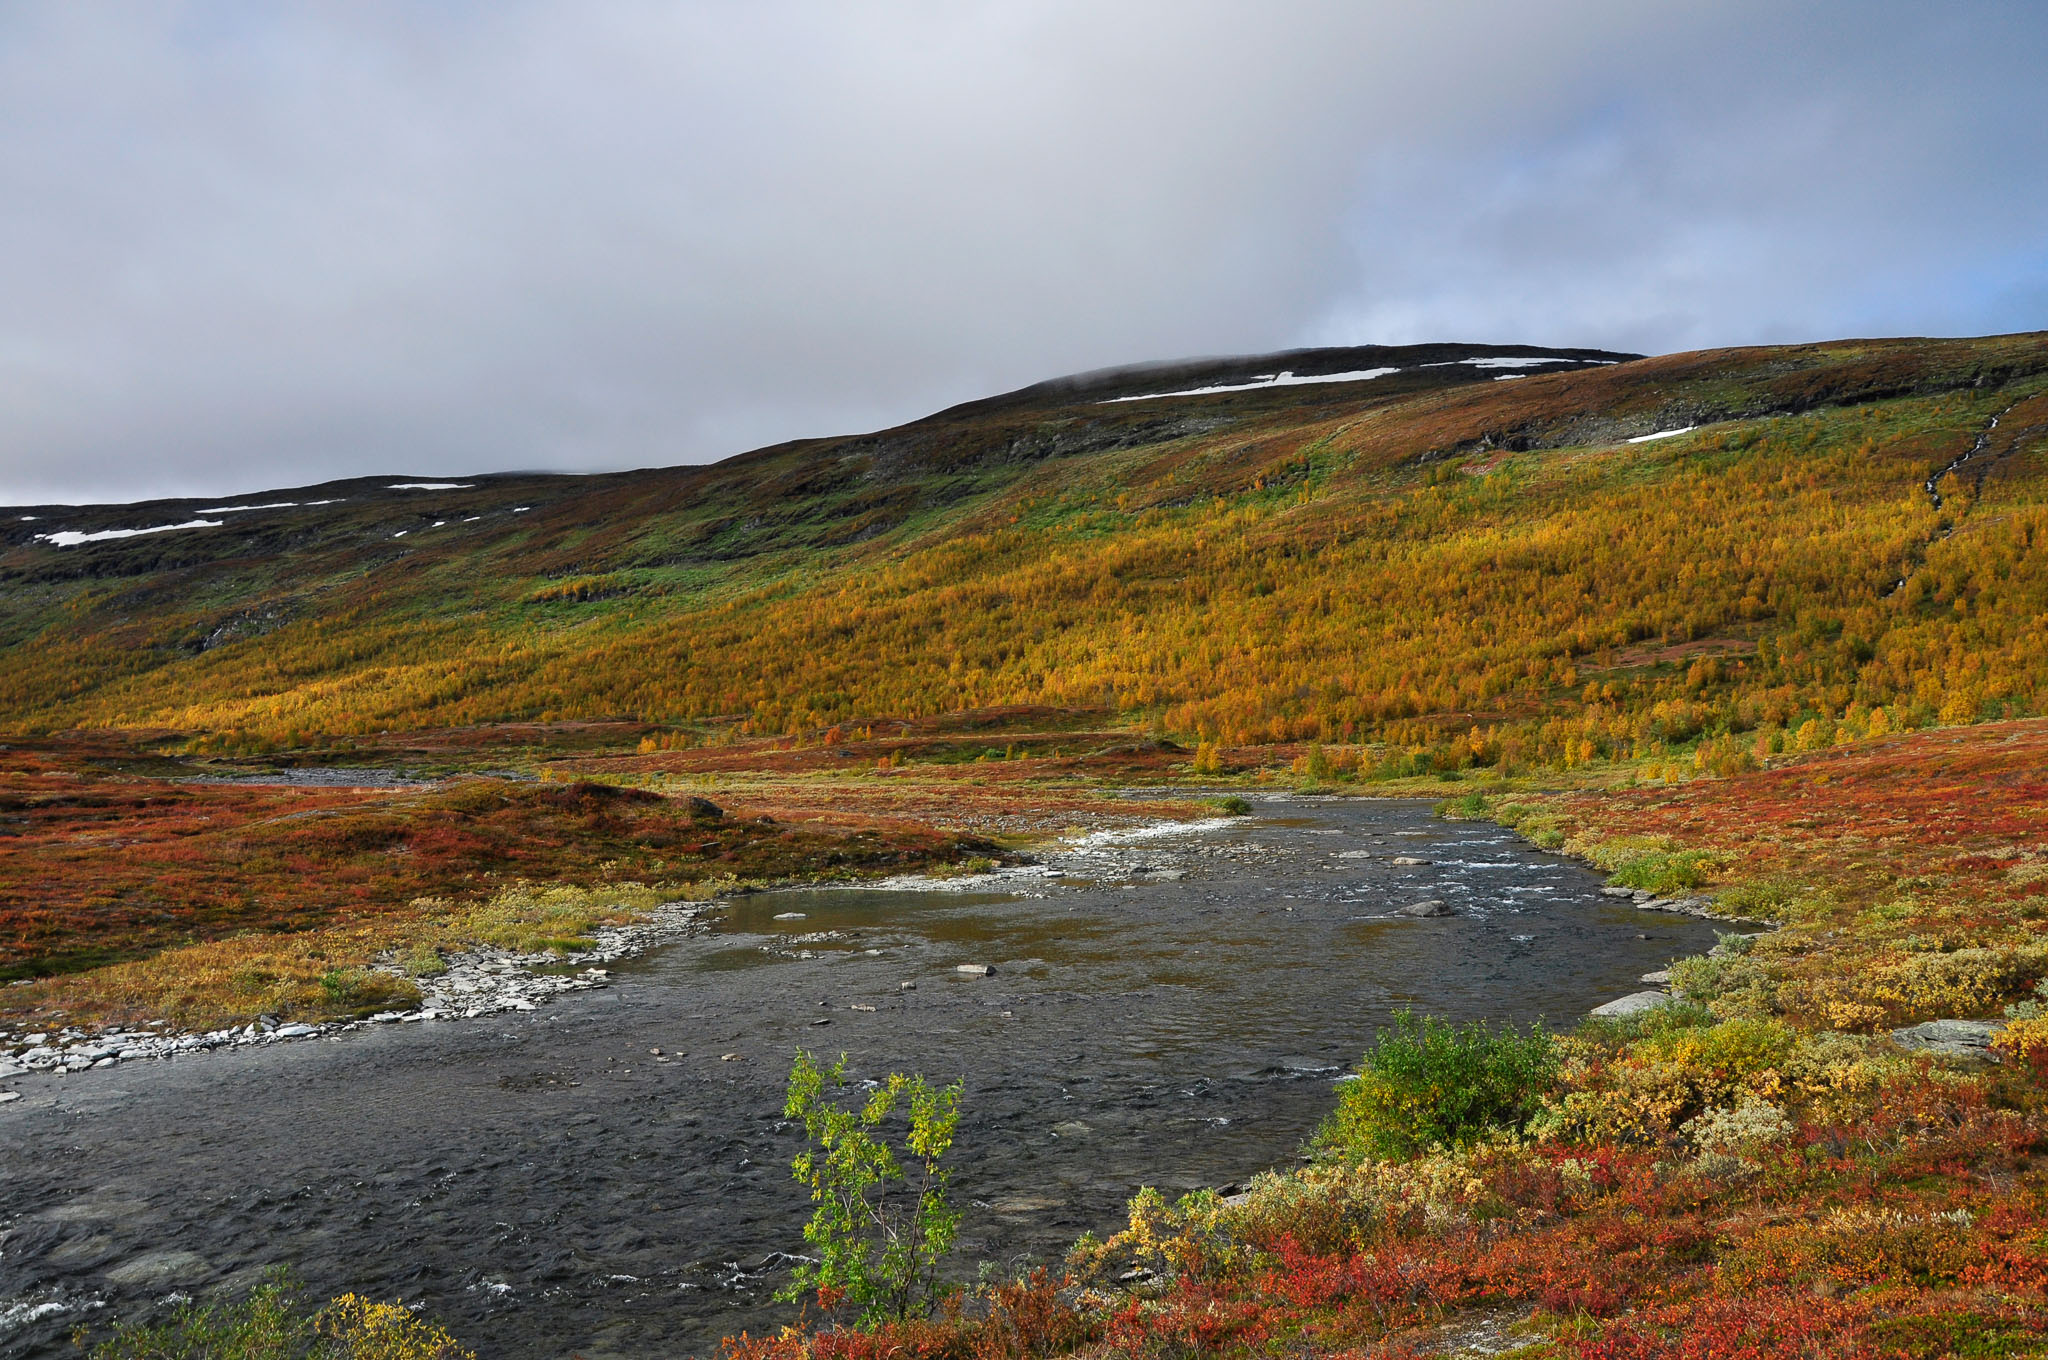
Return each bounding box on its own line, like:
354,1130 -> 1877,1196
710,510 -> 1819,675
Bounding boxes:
937,342 -> 1643,418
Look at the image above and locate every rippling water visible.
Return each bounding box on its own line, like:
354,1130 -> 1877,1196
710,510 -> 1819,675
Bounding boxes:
0,796 -> 1714,1358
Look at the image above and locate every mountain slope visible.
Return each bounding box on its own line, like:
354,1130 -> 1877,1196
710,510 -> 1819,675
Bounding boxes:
3,333 -> 2046,769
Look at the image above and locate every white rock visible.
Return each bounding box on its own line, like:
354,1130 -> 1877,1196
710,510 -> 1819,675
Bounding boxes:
956,963 -> 994,977
1591,991 -> 1676,1019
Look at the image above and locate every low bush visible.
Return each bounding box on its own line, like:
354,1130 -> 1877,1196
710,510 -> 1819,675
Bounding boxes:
1605,847 -> 1721,894
316,967 -> 417,1019
80,1270 -> 472,1360
1316,1010 -> 1558,1160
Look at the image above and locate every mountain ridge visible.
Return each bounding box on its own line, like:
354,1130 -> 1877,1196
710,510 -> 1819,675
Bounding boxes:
2,330 -> 2045,769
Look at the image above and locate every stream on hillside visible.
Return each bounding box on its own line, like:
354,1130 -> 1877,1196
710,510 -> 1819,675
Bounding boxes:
0,795 -> 1715,1359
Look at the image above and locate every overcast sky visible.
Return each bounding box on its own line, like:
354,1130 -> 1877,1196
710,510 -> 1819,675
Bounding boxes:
3,2 -> 2044,506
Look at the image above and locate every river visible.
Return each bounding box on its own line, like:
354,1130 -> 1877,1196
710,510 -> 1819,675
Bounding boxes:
0,794 -> 1714,1358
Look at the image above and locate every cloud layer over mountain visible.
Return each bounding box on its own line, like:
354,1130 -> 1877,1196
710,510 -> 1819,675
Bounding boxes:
3,2 -> 2044,503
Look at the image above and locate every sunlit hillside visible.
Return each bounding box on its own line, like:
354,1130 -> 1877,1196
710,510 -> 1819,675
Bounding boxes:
4,333 -> 2045,771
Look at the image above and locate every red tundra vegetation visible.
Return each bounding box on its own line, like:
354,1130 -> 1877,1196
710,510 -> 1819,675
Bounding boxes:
722,721 -> 2048,1358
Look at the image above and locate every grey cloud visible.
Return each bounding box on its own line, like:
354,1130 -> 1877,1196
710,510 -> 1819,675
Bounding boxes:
1,2 -> 2042,504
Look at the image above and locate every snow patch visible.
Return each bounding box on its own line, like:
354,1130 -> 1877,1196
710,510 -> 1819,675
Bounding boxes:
1105,368 -> 1401,403
1627,426 -> 1696,444
34,519 -> 222,547
1425,356 -> 1602,370
196,501 -> 298,514
387,482 -> 473,491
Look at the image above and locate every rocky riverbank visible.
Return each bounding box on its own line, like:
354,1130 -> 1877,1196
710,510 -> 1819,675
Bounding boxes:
0,899 -> 713,1089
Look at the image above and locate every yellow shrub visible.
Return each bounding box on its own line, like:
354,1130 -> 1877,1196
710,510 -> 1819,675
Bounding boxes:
1781,1030 -> 1918,1125
1860,942 -> 2048,1023
1992,1015 -> 2048,1067
1536,1019 -> 1795,1146
318,1294 -> 475,1360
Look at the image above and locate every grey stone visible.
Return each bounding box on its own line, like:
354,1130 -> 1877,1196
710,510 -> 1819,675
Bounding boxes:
1892,1018 -> 2005,1060
1389,856 -> 1430,866
0,1090 -> 19,1104
273,1024 -> 316,1039
105,1249 -> 209,1287
1051,1120 -> 1091,1138
1640,969 -> 1672,985
1591,990 -> 1676,1019
1397,899 -> 1454,918
955,963 -> 994,976
1599,886 -> 1635,898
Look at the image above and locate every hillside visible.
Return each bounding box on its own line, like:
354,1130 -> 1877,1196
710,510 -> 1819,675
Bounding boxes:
3,333 -> 2046,772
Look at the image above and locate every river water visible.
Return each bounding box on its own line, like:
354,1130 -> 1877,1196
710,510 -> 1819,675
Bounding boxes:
0,795 -> 1713,1358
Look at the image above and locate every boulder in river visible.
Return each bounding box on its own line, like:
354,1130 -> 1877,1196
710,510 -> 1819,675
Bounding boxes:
1397,899 -> 1454,918
1389,856 -> 1430,866
956,963 -> 994,977
105,1249 -> 209,1288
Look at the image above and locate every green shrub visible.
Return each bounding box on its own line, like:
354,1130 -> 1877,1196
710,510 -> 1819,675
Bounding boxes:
84,1271 -> 314,1360
1438,790 -> 1489,818
780,1050 -> 963,1326
1714,876 -> 1804,920
79,1269 -> 472,1360
1210,796 -> 1252,816
1606,847 -> 1721,894
1576,996 -> 1718,1046
1493,800 -> 1568,849
316,968 -> 418,1018
1315,1010 -> 1558,1161
402,945 -> 446,978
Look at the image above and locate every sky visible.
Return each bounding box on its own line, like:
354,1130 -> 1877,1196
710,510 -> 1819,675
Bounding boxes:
2,2 -> 2045,506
